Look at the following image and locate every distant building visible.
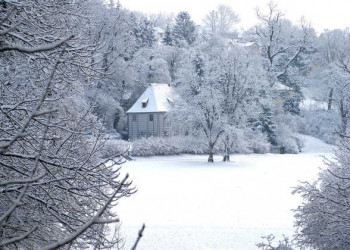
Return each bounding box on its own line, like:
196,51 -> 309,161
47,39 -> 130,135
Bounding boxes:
272,82 -> 294,107
126,83 -> 173,140
227,39 -> 260,55
153,27 -> 165,44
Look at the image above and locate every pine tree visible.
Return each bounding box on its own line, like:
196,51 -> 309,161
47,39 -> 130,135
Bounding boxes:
255,107 -> 277,145
192,52 -> 205,78
191,52 -> 205,95
173,11 -> 196,46
134,19 -> 156,48
162,25 -> 173,46
283,94 -> 302,115
277,56 -> 308,116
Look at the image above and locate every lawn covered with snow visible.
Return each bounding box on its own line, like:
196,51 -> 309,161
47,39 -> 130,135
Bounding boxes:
114,135 -> 334,249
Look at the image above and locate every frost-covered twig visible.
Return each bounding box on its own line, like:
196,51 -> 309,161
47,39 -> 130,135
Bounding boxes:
39,174 -> 129,250
0,46 -> 66,154
131,224 -> 146,250
0,226 -> 38,247
0,172 -> 46,187
0,35 -> 74,53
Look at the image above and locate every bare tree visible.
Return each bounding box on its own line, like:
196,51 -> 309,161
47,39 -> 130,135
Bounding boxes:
0,0 -> 134,248
203,5 -> 239,36
174,51 -> 224,162
294,135 -> 350,249
213,46 -> 269,161
256,234 -> 294,250
174,44 -> 268,162
148,12 -> 175,28
203,10 -> 219,34
310,29 -> 350,133
254,2 -> 315,87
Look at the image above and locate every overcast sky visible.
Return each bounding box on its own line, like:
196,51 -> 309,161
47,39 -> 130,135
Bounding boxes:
120,0 -> 350,33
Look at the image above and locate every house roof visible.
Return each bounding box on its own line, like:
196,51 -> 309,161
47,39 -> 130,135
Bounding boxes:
153,27 -> 165,35
126,83 -> 173,113
227,39 -> 258,47
273,82 -> 292,91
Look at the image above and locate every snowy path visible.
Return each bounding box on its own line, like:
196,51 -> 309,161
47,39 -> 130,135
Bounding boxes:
114,135 -> 334,249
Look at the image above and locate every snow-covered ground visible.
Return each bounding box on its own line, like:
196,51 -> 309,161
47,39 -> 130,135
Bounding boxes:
114,135 -> 334,249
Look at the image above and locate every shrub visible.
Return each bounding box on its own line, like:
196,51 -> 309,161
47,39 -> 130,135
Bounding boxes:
302,109 -> 340,144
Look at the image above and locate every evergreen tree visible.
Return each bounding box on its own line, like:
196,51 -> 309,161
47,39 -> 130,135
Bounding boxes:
192,52 -> 205,78
173,11 -> 196,46
255,107 -> 277,145
191,52 -> 205,94
283,94 -> 302,115
134,19 -> 156,48
162,24 -> 173,46
277,52 -> 310,116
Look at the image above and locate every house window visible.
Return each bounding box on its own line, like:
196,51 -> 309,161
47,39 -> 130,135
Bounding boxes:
149,114 -> 154,121
142,98 -> 149,108
132,115 -> 137,122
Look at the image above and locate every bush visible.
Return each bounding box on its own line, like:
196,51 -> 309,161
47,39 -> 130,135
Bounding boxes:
274,113 -> 303,153
302,109 -> 339,144
131,136 -> 208,156
102,130 -> 271,157
256,234 -> 294,250
245,130 -> 271,154
131,133 -> 271,157
100,139 -> 131,158
218,128 -> 271,154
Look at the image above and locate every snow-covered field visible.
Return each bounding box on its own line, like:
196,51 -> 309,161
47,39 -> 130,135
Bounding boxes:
114,135 -> 334,249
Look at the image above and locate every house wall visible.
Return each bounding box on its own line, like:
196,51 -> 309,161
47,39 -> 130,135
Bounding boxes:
128,112 -> 168,140
272,89 -> 295,108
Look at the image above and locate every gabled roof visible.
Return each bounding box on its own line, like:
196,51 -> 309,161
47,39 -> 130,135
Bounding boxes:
153,27 -> 165,35
126,83 -> 173,113
227,39 -> 258,47
272,82 -> 292,91
237,41 -> 257,47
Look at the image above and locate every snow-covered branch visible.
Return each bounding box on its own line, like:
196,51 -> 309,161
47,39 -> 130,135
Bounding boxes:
39,174 -> 129,250
0,35 -> 74,53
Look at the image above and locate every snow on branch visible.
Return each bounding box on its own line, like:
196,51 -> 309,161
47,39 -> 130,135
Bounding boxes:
0,35 -> 74,53
0,227 -> 38,248
131,224 -> 146,250
39,174 -> 129,250
0,46 -> 66,154
0,172 -> 46,187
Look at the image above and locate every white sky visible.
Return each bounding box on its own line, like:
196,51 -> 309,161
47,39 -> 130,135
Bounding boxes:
120,0 -> 350,33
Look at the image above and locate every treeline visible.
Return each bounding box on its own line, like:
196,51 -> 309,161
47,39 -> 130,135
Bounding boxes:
95,2 -> 349,159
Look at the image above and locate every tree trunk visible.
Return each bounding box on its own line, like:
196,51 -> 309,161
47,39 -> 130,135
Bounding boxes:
208,143 -> 214,163
223,154 -> 230,162
208,151 -> 214,162
223,138 -> 230,162
328,88 -> 333,110
340,98 -> 348,134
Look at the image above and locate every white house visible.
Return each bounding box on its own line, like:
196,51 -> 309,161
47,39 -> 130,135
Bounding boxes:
126,83 -> 173,140
227,39 -> 260,55
272,82 -> 295,107
153,27 -> 165,44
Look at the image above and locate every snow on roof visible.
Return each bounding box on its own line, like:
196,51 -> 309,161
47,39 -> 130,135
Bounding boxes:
273,82 -> 292,91
239,42 -> 257,47
153,27 -> 165,35
126,83 -> 173,113
227,39 -> 257,47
